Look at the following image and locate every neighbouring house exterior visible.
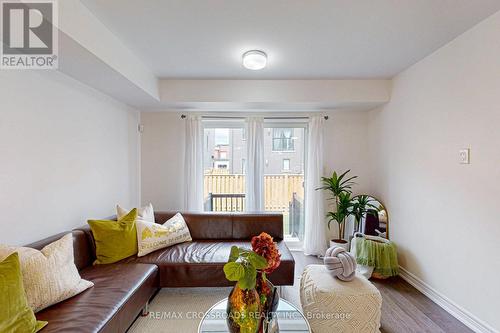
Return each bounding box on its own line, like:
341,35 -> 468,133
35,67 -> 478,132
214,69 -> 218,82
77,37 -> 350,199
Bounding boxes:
203,127 -> 305,175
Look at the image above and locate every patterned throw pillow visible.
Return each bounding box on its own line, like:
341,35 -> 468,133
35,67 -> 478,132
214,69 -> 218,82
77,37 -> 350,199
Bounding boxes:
136,213 -> 192,257
0,234 -> 94,313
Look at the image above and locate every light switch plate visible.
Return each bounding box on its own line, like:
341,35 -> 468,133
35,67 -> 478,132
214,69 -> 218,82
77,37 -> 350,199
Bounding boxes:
459,149 -> 470,164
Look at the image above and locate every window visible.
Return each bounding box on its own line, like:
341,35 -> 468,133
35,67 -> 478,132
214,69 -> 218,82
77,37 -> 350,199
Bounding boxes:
283,159 -> 290,171
265,125 -> 305,241
214,128 -> 229,145
202,120 -> 306,242
272,128 -> 294,151
203,126 -> 246,212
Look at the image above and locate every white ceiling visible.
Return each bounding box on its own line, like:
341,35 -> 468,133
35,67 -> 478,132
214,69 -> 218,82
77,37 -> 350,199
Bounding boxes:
81,0 -> 500,79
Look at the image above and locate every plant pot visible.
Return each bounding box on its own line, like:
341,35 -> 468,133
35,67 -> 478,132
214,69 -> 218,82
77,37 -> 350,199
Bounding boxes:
226,283 -> 261,333
330,239 -> 349,251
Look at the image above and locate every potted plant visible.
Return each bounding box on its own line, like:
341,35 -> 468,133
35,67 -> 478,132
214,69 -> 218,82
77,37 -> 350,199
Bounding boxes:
351,195 -> 377,234
318,170 -> 357,250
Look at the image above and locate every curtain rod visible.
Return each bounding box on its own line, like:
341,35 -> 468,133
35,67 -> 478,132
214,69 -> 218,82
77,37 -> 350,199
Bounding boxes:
180,115 -> 329,120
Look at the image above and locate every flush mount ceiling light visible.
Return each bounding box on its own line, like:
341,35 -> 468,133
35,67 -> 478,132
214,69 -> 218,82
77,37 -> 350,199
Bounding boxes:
242,50 -> 267,70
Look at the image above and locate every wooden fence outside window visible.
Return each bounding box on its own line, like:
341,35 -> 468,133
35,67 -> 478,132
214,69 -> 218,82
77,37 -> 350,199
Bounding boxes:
203,173 -> 304,213
203,173 -> 305,238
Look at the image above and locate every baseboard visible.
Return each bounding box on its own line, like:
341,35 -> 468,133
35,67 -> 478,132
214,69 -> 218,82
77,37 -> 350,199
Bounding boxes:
398,266 -> 498,333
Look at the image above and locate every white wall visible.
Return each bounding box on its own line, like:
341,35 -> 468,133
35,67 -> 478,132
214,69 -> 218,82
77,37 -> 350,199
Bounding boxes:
323,110 -> 371,240
0,70 -> 141,245
140,110 -> 372,220
140,112 -> 185,210
368,11 -> 500,331
324,110 -> 371,194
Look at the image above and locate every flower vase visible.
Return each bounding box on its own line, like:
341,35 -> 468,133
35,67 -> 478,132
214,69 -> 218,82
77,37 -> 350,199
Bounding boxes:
226,283 -> 261,333
256,273 -> 280,333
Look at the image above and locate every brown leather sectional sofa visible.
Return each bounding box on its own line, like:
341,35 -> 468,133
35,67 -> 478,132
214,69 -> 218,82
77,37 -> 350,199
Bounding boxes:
26,211 -> 295,333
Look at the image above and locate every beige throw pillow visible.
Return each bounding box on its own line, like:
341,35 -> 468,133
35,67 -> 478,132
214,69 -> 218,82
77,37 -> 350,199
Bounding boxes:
137,213 -> 192,257
0,234 -> 94,313
117,203 -> 155,223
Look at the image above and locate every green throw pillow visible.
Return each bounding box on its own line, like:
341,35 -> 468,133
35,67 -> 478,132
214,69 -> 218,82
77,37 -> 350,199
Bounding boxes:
88,208 -> 138,265
0,252 -> 47,333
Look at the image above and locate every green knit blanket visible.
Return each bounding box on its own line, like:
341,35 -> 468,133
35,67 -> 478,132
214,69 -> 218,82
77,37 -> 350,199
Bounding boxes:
355,237 -> 399,277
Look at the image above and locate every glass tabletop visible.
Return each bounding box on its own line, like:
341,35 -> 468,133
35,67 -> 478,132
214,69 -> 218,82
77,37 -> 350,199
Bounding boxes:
198,297 -> 311,333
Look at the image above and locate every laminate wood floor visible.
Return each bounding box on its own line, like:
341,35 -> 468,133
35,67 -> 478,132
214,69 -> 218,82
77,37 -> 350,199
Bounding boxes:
282,251 -> 472,333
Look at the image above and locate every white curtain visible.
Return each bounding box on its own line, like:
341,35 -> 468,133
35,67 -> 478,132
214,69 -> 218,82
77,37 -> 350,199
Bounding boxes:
245,117 -> 265,211
303,116 -> 327,256
184,115 -> 204,211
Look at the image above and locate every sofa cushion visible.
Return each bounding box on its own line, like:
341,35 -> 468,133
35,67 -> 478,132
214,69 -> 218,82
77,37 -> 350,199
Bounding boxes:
36,263 -> 158,333
154,212 -> 233,240
136,213 -> 192,257
117,203 -> 155,223
153,212 -> 284,240
231,213 -> 283,240
88,209 -> 139,265
26,230 -> 94,271
0,234 -> 94,313
131,241 -> 294,287
0,253 -> 47,333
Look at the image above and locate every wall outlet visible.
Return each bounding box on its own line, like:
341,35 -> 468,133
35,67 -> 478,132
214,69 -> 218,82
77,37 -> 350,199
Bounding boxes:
459,149 -> 470,164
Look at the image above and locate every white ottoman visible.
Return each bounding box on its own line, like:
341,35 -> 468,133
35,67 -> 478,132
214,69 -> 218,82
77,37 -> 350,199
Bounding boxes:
300,265 -> 382,333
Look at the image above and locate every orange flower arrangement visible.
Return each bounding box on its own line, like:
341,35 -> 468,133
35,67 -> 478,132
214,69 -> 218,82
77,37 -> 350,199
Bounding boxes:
251,232 -> 281,274
223,233 -> 281,333
251,232 -> 281,330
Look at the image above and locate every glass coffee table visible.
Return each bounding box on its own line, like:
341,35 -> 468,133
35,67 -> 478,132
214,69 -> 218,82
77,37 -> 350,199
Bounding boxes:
198,297 -> 311,333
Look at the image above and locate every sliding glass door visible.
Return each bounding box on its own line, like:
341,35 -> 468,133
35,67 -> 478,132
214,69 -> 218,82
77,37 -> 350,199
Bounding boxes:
264,124 -> 306,241
203,123 -> 246,212
202,118 -> 306,242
